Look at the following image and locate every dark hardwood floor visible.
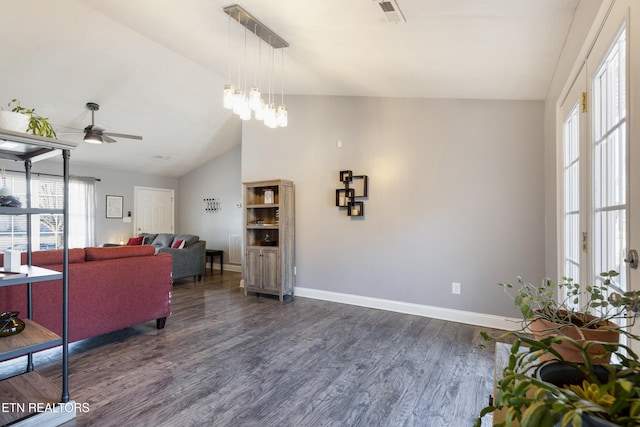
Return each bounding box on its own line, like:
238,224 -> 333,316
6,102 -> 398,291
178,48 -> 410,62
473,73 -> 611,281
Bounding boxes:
1,271 -> 498,426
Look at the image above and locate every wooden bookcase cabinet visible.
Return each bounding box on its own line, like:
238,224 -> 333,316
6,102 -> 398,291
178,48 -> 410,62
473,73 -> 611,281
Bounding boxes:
243,180 -> 294,301
0,129 -> 76,426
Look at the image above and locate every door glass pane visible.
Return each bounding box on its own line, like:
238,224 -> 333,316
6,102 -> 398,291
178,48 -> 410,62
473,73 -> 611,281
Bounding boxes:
592,28 -> 627,296
563,103 -> 581,303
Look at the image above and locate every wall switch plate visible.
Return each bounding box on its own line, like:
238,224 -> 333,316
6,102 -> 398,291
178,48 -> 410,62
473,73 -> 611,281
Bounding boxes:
452,282 -> 461,295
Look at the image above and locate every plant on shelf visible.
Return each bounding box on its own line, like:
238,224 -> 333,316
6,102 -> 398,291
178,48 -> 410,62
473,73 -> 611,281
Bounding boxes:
474,271 -> 640,427
2,99 -> 57,138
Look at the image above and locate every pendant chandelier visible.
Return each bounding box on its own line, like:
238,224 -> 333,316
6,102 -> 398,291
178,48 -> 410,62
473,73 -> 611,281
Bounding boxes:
223,4 -> 289,128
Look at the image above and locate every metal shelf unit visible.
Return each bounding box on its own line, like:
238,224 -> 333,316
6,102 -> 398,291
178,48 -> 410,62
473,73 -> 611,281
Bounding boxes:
0,128 -> 77,426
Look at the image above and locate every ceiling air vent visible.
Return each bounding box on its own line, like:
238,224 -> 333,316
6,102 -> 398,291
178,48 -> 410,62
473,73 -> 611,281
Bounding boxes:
376,0 -> 406,23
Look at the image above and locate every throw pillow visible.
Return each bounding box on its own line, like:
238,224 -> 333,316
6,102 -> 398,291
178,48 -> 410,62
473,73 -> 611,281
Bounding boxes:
127,236 -> 144,246
171,239 -> 185,249
151,233 -> 174,247
173,234 -> 199,246
140,233 -> 157,245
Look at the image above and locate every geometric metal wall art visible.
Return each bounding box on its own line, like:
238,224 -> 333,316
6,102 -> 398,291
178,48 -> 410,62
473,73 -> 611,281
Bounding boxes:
335,170 -> 368,217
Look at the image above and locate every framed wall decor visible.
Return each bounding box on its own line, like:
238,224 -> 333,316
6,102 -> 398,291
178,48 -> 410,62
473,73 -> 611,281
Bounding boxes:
351,175 -> 368,197
336,188 -> 354,207
106,195 -> 123,218
340,170 -> 353,183
348,201 -> 364,217
336,170 -> 368,218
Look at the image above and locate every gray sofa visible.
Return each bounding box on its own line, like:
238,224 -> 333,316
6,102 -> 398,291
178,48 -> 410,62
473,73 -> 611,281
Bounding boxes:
140,233 -> 206,281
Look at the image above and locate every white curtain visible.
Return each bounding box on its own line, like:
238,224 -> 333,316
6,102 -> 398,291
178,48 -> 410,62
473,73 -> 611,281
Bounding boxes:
68,177 -> 96,248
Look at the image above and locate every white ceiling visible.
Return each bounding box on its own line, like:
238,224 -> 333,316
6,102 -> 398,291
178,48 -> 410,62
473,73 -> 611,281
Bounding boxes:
0,0 -> 581,177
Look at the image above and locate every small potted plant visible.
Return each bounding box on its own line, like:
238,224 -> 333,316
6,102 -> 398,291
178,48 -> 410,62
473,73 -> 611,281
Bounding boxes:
499,271 -> 638,363
0,99 -> 57,138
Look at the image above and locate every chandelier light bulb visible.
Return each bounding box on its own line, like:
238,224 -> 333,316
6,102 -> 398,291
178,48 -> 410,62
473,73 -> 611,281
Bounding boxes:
263,104 -> 273,128
254,99 -> 265,121
239,102 -> 251,120
249,87 -> 262,111
223,84 -> 235,110
233,90 -> 245,115
277,105 -> 288,128
264,104 -> 278,128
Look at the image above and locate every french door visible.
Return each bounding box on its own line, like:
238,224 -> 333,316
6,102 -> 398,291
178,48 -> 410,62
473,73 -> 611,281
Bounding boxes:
559,1 -> 640,344
560,66 -> 586,300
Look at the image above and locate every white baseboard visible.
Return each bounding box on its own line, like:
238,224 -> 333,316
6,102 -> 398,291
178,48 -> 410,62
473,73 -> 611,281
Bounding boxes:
208,263 -> 242,273
294,287 -> 520,331
222,264 -> 242,273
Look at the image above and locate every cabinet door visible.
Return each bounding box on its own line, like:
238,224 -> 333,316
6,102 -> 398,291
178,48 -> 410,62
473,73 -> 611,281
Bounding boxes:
261,248 -> 280,292
245,248 -> 263,289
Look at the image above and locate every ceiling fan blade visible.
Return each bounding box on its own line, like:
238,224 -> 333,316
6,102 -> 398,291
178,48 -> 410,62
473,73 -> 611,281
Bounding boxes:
102,132 -> 142,140
102,135 -> 118,143
54,124 -> 85,133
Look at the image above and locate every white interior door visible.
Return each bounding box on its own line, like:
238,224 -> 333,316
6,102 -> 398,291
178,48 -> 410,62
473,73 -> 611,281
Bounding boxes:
134,186 -> 174,235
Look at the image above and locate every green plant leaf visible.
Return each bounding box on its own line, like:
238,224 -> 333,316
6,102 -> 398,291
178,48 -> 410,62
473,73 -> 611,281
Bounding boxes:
521,402 -> 553,427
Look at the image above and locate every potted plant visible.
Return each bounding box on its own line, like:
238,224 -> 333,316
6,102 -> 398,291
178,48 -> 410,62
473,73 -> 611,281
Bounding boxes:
475,271 -> 640,426
0,99 -> 57,138
500,271 -> 636,363
475,331 -> 640,427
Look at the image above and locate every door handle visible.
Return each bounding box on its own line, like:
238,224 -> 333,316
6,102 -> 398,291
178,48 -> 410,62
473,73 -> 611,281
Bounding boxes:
624,249 -> 638,269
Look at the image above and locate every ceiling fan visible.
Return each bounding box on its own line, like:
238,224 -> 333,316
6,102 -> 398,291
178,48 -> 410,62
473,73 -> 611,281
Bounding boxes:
82,102 -> 143,144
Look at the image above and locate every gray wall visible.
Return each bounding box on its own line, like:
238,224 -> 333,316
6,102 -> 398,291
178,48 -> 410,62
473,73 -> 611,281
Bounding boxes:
242,96 -> 545,318
177,144 -> 243,265
31,160 -> 178,246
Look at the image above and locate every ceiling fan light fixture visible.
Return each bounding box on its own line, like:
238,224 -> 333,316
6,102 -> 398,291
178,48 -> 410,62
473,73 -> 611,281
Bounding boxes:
80,102 -> 142,143
83,132 -> 103,144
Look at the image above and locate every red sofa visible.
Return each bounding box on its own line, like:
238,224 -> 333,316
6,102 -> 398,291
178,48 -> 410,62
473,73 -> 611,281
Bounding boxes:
0,245 -> 172,343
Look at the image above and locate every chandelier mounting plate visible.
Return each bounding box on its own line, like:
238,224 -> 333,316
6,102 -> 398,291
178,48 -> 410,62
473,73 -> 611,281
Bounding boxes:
223,4 -> 289,49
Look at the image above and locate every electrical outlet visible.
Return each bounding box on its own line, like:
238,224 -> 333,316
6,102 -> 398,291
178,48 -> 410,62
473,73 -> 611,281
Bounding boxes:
452,282 -> 461,295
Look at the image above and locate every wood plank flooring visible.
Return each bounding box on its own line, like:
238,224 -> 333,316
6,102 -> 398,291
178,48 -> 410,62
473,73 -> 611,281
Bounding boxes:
0,272 -> 499,426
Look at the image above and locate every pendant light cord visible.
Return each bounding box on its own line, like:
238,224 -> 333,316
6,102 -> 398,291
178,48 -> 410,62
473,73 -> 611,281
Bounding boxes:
281,48 -> 284,106
227,13 -> 232,84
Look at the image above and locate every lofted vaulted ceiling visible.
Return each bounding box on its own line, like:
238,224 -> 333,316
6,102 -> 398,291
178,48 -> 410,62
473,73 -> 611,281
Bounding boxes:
0,0 -> 584,177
